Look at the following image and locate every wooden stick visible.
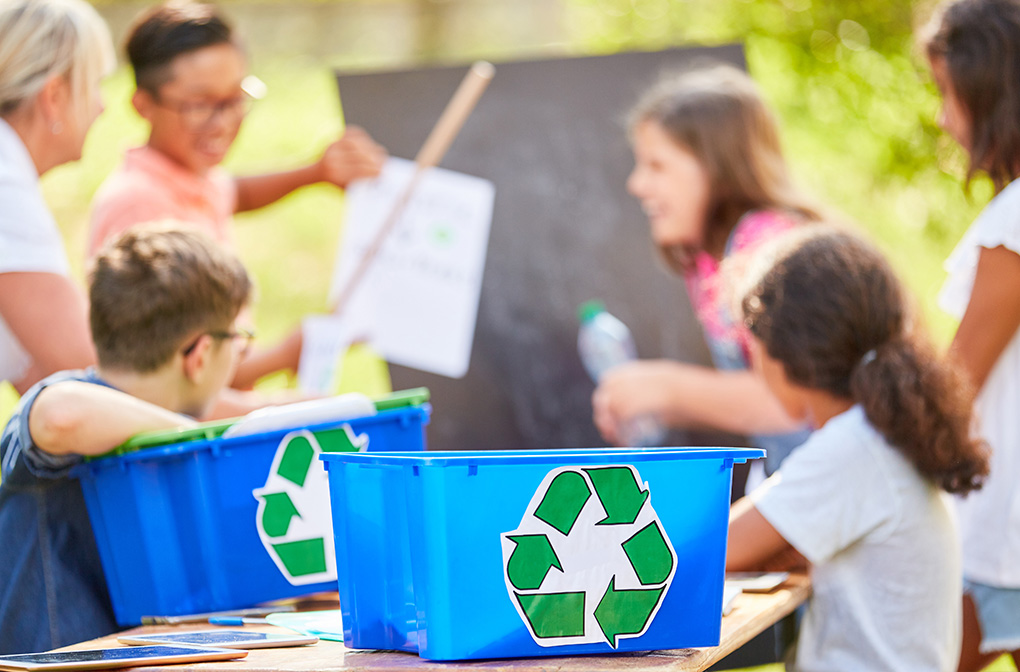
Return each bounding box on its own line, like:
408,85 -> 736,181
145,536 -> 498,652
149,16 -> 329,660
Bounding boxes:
332,61 -> 495,315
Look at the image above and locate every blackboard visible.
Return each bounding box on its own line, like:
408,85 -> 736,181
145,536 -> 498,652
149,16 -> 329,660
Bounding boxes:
335,45 -> 747,451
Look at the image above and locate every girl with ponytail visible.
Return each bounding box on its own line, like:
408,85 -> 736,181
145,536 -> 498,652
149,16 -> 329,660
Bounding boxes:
727,228 -> 988,672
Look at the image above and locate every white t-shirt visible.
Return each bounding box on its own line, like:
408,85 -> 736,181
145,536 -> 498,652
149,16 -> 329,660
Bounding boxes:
939,178 -> 1020,588
0,118 -> 71,384
751,406 -> 961,672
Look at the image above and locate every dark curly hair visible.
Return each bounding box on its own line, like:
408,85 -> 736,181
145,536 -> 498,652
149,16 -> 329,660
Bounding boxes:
741,229 -> 988,494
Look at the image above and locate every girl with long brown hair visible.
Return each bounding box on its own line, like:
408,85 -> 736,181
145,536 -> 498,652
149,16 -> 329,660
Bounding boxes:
592,64 -> 822,476
925,0 -> 1020,667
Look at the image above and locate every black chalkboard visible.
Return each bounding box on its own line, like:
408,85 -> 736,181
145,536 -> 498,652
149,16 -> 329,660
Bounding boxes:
335,45 -> 747,451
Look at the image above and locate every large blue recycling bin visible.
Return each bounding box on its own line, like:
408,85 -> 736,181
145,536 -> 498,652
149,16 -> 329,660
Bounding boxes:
321,446 -> 762,660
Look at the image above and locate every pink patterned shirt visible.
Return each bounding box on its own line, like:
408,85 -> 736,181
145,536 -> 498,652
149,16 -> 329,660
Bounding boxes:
683,210 -> 798,366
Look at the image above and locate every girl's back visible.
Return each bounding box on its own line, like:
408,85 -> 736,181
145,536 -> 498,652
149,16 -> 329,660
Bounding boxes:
755,405 -> 959,671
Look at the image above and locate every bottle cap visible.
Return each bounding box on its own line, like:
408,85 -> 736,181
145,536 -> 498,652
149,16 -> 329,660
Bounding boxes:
577,300 -> 606,323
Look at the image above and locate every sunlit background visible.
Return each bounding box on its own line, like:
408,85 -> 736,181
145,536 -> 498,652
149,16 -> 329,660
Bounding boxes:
18,2 -> 1018,668
43,0 -> 981,350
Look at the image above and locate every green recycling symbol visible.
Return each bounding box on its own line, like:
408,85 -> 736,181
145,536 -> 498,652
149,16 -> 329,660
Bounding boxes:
500,465 -> 676,649
253,426 -> 367,585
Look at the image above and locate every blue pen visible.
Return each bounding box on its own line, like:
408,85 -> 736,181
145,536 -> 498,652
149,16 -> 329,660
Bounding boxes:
208,616 -> 270,626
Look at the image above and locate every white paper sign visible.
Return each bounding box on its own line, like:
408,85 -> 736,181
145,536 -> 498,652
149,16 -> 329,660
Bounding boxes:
330,157 -> 495,379
297,315 -> 348,395
297,310 -> 375,394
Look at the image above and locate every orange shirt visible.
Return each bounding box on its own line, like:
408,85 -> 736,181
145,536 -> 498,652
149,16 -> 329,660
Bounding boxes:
88,145 -> 237,256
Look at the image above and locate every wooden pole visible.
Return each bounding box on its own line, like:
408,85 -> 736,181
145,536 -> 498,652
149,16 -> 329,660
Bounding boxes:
332,61 -> 495,315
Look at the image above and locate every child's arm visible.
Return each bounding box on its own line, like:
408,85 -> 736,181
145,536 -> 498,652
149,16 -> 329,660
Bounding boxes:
28,381 -> 196,457
203,387 -> 321,421
233,126 -> 386,213
592,360 -> 800,445
950,245 -> 1020,391
0,273 -> 96,395
229,326 -> 302,391
727,496 -> 795,571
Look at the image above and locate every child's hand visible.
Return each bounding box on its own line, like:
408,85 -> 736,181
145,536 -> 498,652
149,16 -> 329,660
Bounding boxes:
592,360 -> 683,445
318,126 -> 387,188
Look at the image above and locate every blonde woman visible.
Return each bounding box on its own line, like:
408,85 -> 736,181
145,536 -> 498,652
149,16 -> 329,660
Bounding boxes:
593,65 -> 820,475
0,0 -> 114,394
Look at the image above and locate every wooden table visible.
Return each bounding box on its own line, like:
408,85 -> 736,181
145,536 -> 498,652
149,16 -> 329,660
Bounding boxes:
63,574 -> 809,671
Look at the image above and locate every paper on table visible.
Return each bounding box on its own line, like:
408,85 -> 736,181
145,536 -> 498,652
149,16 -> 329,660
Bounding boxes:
330,157 -> 495,379
722,583 -> 742,616
266,610 -> 344,642
725,571 -> 789,593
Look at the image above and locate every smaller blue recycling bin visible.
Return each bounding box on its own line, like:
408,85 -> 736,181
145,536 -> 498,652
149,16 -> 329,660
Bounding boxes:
76,395 -> 429,626
320,446 -> 762,660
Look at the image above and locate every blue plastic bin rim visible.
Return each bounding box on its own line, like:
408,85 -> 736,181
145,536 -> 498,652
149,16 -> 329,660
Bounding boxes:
78,403 -> 431,469
319,446 -> 764,467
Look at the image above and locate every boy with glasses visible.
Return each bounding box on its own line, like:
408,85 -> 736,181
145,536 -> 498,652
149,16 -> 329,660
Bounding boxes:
0,224 -> 254,653
88,2 -> 386,390
89,1 -> 385,254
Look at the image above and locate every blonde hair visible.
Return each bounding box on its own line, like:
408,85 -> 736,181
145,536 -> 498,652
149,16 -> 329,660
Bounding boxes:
0,0 -> 115,120
630,64 -> 821,268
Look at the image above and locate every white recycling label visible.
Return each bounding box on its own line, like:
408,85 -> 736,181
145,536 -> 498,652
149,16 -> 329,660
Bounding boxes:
500,465 -> 677,648
252,426 -> 367,585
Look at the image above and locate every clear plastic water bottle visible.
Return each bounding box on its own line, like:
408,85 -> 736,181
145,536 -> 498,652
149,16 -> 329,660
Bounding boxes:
578,300 -> 666,447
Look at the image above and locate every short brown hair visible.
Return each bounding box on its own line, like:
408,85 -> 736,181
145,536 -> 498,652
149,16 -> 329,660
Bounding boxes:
630,64 -> 822,270
741,229 -> 988,494
925,0 -> 1020,191
125,1 -> 235,93
89,224 -> 252,372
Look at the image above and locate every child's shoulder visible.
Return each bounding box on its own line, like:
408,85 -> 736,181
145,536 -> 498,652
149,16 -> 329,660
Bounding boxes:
976,177 -> 1020,234
942,177 -> 1020,300
790,406 -> 924,492
97,147 -> 174,193
729,209 -> 799,255
93,150 -> 181,217
8,369 -> 107,429
1,369 -> 104,480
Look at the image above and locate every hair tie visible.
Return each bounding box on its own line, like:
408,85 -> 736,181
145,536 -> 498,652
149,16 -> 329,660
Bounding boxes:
859,348 -> 877,369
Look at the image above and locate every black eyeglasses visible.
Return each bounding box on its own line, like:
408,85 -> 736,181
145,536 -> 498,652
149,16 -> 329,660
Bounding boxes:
153,91 -> 255,129
182,327 -> 256,358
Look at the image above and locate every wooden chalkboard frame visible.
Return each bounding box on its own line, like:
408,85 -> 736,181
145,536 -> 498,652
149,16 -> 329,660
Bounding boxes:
335,45 -> 748,451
